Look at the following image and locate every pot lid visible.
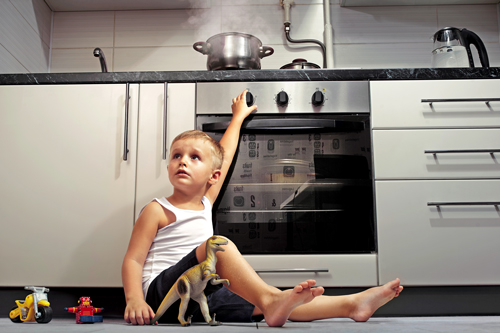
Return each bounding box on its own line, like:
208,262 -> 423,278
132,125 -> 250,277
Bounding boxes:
280,58 -> 321,69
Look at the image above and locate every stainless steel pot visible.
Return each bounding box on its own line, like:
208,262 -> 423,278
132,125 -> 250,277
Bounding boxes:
280,58 -> 320,69
193,32 -> 274,70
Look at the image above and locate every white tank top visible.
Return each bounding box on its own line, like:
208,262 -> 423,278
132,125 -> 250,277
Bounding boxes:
142,196 -> 213,296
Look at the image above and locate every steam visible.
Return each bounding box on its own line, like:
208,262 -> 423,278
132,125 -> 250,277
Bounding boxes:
182,0 -> 280,43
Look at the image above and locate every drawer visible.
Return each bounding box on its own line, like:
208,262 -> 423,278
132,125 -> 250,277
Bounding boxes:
373,129 -> 500,180
371,80 -> 500,129
376,180 -> 500,286
243,254 -> 377,287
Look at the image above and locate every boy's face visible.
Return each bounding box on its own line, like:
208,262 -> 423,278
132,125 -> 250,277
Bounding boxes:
167,138 -> 220,192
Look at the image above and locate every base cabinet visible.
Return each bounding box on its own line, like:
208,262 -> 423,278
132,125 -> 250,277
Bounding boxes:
244,254 -> 378,287
0,84 -> 139,286
372,80 -> 500,286
0,83 -> 196,287
376,180 -> 500,286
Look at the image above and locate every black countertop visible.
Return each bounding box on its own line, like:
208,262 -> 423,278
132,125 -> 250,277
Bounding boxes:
1,68 -> 500,85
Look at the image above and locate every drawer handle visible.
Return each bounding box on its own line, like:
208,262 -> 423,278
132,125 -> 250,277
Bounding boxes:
425,149 -> 500,154
422,98 -> 500,106
123,83 -> 130,161
162,82 -> 168,160
428,202 -> 500,207
255,268 -> 329,273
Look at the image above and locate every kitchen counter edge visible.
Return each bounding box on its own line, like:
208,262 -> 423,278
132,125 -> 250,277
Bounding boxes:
1,68 -> 500,85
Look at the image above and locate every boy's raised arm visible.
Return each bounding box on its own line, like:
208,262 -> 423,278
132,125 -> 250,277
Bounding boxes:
206,90 -> 257,204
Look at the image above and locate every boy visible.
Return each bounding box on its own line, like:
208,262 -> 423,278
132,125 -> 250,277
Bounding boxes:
122,90 -> 403,327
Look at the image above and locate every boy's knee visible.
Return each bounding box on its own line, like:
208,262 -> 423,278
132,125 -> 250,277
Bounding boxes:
217,237 -> 239,254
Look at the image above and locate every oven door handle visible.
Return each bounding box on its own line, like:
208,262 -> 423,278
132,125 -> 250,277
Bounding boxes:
202,119 -> 364,133
255,268 -> 329,273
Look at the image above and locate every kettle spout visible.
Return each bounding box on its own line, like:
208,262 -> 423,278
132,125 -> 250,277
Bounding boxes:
93,48 -> 108,72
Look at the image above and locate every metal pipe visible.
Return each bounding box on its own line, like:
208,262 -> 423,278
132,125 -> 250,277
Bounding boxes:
323,0 -> 334,68
93,48 -> 108,73
281,0 -> 328,68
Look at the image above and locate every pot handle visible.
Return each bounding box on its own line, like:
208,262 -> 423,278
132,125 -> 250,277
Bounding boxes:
193,41 -> 209,55
259,46 -> 274,58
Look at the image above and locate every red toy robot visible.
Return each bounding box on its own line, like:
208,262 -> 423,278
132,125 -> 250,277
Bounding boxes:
64,297 -> 103,324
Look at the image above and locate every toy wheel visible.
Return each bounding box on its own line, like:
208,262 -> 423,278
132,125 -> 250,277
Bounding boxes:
9,306 -> 22,323
35,306 -> 53,324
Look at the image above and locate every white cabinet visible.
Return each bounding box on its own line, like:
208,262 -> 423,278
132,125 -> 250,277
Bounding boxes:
373,129 -> 500,179
371,80 -> 500,129
245,254 -> 378,288
135,83 -> 196,218
0,83 -> 196,287
0,84 -> 139,287
376,180 -> 500,285
371,80 -> 500,286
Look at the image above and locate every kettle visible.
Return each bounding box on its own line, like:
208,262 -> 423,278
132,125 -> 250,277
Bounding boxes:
431,27 -> 489,68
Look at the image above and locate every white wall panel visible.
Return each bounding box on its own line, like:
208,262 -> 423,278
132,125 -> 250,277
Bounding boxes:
11,0 -> 52,46
51,47 -> 114,73
43,2 -> 500,72
331,5 -> 437,44
334,43 -> 430,69
52,11 -> 114,48
437,5 -> 499,43
0,0 -> 50,73
114,46 -> 207,72
115,8 -> 221,47
0,44 -> 27,73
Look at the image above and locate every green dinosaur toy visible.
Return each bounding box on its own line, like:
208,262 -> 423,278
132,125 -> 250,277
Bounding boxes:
151,235 -> 230,326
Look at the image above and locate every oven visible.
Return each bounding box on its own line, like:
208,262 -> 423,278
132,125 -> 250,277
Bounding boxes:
196,81 -> 378,287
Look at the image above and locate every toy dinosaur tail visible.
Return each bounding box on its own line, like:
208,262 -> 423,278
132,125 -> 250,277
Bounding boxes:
151,286 -> 179,324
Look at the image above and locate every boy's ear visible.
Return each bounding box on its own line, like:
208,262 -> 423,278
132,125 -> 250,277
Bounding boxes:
208,170 -> 222,185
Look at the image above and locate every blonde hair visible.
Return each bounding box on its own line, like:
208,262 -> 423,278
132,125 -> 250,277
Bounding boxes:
171,130 -> 224,170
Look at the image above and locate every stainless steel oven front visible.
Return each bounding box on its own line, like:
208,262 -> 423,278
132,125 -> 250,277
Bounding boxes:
196,81 -> 378,287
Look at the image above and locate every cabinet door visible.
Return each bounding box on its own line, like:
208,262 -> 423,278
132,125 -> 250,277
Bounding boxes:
371,80 -> 500,129
244,254 -> 378,287
376,180 -> 500,286
135,83 -> 196,218
0,84 -> 138,286
373,129 -> 500,179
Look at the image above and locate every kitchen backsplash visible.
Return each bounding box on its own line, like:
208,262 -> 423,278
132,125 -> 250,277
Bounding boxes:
1,0 -> 500,73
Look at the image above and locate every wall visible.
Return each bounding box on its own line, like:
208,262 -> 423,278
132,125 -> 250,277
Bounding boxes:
1,1 -> 499,73
0,0 -> 52,73
49,1 -> 500,72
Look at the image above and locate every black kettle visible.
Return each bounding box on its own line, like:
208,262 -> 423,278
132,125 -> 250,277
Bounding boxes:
431,27 -> 489,68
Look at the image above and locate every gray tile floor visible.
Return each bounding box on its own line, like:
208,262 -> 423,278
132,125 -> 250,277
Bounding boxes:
2,316 -> 500,332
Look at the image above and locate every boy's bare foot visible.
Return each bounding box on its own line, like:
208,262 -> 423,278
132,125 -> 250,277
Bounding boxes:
263,280 -> 325,327
350,278 -> 403,322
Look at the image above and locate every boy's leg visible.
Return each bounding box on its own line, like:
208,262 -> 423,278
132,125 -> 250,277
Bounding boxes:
197,238 -> 403,325
195,239 -> 324,327
286,278 -> 403,322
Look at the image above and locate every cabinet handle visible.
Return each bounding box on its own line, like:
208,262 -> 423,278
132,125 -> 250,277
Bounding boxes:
162,82 -> 168,160
123,83 -> 130,161
428,202 -> 500,207
255,268 -> 329,273
425,149 -> 500,154
422,98 -> 500,106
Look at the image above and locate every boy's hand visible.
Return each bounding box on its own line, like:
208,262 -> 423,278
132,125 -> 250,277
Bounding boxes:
124,299 -> 156,325
231,90 -> 257,122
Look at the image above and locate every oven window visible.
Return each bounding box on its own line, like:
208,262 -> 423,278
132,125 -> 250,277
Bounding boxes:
204,116 -> 375,255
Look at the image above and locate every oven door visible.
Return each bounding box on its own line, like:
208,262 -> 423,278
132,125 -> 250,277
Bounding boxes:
198,114 -> 375,255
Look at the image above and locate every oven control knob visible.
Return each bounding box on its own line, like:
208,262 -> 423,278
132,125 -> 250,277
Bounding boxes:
246,91 -> 254,107
276,91 -> 289,107
312,91 -> 324,106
